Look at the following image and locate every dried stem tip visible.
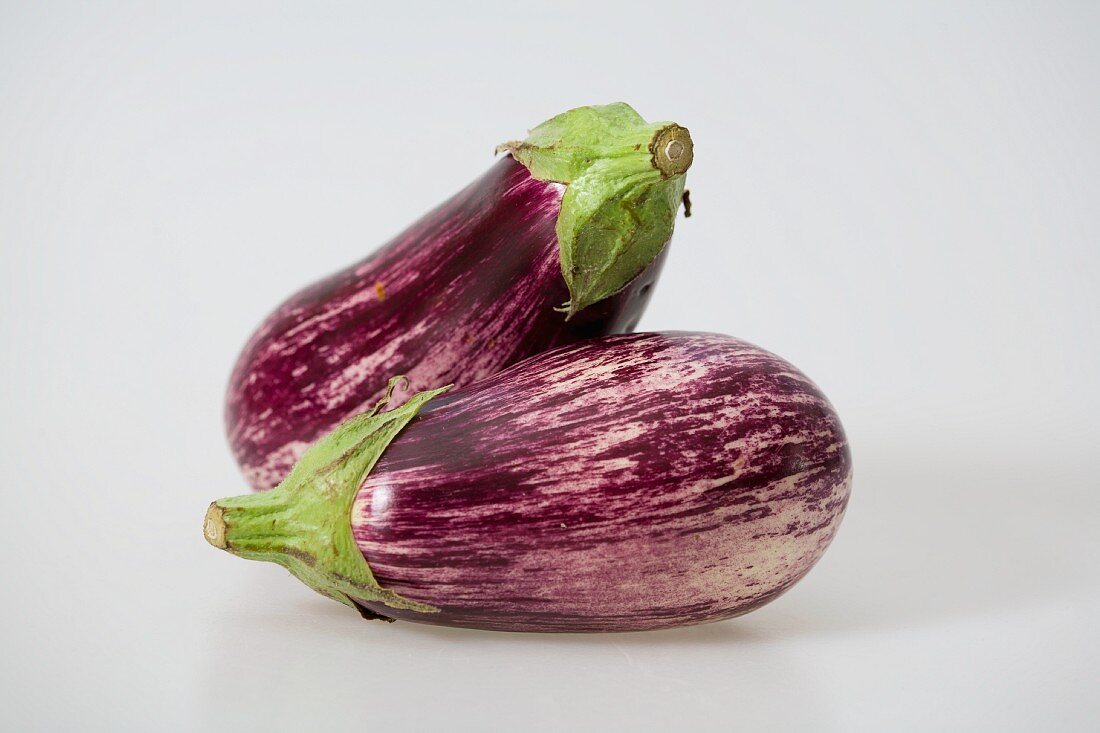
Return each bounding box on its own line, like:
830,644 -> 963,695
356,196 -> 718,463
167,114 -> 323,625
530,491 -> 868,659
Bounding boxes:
204,503 -> 228,549
651,124 -> 693,178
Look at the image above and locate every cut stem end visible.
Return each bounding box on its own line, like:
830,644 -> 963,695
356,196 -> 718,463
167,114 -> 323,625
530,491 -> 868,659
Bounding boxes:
650,124 -> 694,178
204,502 -> 228,549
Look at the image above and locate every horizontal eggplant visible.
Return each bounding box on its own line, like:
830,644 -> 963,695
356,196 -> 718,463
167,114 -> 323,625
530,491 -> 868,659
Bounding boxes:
226,103 -> 693,490
206,332 -> 852,633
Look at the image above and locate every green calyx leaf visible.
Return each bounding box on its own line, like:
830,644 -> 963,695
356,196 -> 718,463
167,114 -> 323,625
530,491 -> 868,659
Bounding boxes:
204,378 -> 449,614
497,103 -> 693,318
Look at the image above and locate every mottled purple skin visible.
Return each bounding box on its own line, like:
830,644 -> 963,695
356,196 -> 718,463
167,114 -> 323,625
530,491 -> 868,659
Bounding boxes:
226,157 -> 668,490
353,332 -> 852,632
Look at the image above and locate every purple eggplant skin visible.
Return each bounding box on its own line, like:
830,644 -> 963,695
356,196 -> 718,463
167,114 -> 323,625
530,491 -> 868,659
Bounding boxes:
351,332 -> 851,632
226,156 -> 668,491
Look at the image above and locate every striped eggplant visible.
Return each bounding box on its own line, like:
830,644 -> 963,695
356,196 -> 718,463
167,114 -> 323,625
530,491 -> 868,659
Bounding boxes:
205,332 -> 852,633
227,103 -> 693,490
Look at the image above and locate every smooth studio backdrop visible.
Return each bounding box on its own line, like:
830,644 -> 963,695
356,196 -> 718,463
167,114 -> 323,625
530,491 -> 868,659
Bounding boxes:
1,2 -> 1097,730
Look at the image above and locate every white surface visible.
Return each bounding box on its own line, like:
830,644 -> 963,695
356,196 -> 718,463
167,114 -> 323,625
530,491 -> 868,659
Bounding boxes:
2,2 -> 1098,730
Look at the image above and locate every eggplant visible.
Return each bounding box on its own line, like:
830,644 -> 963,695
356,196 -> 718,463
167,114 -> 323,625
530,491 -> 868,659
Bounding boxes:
227,103 -> 693,490
206,332 -> 852,633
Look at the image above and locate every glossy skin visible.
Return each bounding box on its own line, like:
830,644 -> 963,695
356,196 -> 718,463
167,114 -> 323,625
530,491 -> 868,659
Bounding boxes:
226,157 -> 668,490
353,332 -> 852,632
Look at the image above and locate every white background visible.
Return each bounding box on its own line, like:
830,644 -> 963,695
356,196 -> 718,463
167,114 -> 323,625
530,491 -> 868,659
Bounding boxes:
2,2 -> 1098,730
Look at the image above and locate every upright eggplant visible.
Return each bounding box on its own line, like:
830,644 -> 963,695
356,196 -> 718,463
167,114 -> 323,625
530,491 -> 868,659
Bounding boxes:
206,332 -> 852,633
227,103 -> 693,490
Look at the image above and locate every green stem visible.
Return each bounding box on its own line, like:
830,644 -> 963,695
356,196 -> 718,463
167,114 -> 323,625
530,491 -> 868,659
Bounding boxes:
203,378 -> 448,613
498,103 -> 694,318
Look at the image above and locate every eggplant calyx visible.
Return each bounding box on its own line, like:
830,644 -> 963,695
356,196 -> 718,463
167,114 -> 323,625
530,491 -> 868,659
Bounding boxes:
497,102 -> 693,319
204,377 -> 449,615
